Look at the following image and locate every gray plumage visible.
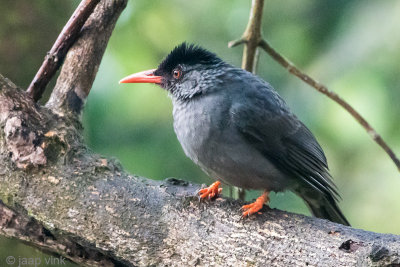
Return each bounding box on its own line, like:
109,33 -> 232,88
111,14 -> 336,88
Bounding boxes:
154,43 -> 349,225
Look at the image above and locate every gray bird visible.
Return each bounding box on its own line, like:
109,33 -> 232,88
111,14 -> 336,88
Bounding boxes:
120,43 -> 349,226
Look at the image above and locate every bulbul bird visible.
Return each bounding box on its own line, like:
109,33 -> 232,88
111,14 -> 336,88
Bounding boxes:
120,43 -> 350,226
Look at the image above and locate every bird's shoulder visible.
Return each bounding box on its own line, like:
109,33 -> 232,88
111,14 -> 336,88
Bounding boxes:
225,69 -> 298,137
219,68 -> 289,112
227,69 -> 329,172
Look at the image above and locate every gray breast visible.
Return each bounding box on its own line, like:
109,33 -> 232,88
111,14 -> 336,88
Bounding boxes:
172,94 -> 290,192
172,95 -> 216,165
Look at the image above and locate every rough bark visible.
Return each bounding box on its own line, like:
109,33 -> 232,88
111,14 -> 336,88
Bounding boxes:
26,0 -> 101,102
46,0 -> 127,116
1,0 -> 399,266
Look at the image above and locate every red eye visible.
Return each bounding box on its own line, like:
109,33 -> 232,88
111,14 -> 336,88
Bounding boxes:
172,69 -> 182,79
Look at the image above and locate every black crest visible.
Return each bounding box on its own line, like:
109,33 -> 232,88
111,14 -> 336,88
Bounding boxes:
156,43 -> 222,74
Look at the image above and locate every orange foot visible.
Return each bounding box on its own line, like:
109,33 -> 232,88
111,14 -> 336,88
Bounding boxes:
199,181 -> 222,200
242,191 -> 270,217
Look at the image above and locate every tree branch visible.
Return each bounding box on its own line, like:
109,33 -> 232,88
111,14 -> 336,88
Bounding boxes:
258,40 -> 400,172
228,0 -> 265,201
1,76 -> 400,266
229,0 -> 400,173
45,0 -> 127,117
0,203 -> 115,266
26,0 -> 101,102
228,0 -> 264,73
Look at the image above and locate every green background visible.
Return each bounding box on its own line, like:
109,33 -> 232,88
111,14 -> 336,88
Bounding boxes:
0,0 -> 399,263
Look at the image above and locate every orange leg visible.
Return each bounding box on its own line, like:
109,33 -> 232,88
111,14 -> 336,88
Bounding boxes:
242,191 -> 270,217
198,181 -> 222,200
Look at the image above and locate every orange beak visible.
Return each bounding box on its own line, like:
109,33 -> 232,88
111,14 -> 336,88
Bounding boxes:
119,69 -> 162,84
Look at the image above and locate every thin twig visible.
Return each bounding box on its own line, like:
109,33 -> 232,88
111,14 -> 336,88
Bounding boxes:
229,0 -> 400,172
259,40 -> 400,172
26,0 -> 100,102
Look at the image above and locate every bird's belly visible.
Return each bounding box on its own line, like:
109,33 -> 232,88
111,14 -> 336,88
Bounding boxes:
173,100 -> 290,192
201,132 -> 290,191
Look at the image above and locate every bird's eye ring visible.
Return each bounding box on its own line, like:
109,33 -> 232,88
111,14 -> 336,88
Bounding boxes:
172,68 -> 182,79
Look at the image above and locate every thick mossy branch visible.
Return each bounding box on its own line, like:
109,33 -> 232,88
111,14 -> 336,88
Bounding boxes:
1,76 -> 400,266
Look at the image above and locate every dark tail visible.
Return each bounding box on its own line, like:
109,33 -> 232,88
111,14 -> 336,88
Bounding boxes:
295,189 -> 350,226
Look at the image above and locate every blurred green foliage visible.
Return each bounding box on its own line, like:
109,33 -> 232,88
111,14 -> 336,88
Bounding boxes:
0,0 -> 399,261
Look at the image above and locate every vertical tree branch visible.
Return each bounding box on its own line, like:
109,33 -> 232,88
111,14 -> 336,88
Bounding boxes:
241,0 -> 264,73
228,0 -> 265,200
46,0 -> 127,117
229,0 -> 265,73
229,0 -> 400,173
26,0 -> 101,102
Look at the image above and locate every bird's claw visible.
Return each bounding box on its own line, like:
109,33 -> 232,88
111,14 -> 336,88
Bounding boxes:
241,202 -> 263,217
198,181 -> 222,200
241,191 -> 269,217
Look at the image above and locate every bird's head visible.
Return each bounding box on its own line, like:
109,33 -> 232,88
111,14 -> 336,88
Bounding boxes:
119,43 -> 226,99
